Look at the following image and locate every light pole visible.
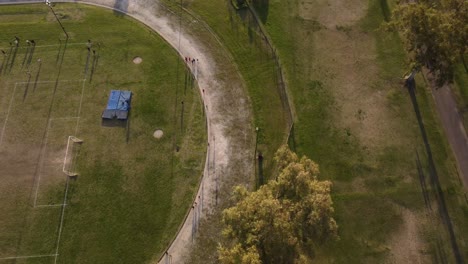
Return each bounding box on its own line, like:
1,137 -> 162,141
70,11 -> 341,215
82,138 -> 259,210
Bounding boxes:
46,1 -> 69,40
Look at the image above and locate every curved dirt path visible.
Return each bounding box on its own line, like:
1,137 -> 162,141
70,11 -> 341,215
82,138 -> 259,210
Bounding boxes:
0,0 -> 254,263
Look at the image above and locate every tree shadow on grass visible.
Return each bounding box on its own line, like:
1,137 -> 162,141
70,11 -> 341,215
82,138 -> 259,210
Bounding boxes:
258,152 -> 264,186
8,45 -> 19,74
227,0 -> 260,44
251,0 -> 269,24
379,0 -> 390,22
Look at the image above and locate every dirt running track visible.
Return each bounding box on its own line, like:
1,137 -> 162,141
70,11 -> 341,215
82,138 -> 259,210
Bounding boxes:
0,0 -> 254,263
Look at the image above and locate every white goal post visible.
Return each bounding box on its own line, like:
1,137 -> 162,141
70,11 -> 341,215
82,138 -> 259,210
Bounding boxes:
62,136 -> 83,177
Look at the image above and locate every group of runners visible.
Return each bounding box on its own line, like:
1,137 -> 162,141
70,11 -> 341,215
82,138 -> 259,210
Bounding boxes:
184,57 -> 198,64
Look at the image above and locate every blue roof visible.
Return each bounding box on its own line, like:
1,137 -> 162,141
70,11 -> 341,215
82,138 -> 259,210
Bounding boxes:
106,90 -> 132,111
102,90 -> 132,120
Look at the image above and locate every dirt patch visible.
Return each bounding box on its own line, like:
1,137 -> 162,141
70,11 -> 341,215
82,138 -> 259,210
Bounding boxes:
350,177 -> 368,192
294,0 -> 403,151
153,129 -> 163,138
386,208 -> 429,264
313,29 -> 397,149
133,56 -> 143,64
46,6 -> 85,22
0,144 -> 41,187
299,0 -> 368,28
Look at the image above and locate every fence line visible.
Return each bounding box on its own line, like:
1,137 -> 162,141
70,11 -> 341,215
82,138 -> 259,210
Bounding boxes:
246,3 -> 295,142
178,0 -> 295,142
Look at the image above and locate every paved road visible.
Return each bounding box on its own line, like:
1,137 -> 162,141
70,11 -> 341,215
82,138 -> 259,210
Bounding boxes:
431,80 -> 468,188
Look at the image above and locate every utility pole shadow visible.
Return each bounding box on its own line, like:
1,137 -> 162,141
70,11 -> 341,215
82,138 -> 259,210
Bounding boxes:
406,75 -> 464,264
89,50 -> 99,83
33,60 -> 42,93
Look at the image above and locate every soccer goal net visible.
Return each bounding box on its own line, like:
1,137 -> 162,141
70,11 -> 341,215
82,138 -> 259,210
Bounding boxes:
62,136 -> 83,177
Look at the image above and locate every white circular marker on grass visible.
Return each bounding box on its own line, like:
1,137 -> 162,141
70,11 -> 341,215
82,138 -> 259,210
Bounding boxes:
133,56 -> 142,64
153,129 -> 163,139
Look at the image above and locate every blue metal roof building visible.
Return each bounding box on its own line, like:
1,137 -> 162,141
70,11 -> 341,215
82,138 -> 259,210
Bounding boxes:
102,90 -> 132,120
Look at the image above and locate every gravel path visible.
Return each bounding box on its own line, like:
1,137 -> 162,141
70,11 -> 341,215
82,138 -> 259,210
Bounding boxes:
0,0 -> 254,263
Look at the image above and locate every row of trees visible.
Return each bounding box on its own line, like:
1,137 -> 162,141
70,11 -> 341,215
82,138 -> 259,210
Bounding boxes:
218,146 -> 338,264
388,0 -> 467,86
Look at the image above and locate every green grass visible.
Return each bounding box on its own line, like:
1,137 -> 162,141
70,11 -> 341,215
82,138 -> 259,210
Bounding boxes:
155,0 -> 468,262
0,4 -> 205,263
262,0 -> 468,262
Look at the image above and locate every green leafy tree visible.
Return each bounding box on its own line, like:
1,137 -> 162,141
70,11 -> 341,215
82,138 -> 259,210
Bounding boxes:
388,0 -> 467,86
219,145 -> 338,264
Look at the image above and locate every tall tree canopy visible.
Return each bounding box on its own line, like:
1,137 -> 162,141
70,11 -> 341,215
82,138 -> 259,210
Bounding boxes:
388,0 -> 467,86
218,145 -> 338,264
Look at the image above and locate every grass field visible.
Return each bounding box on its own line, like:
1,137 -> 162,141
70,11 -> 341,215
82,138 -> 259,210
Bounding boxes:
166,0 -> 468,263
264,0 -> 468,262
0,4 -> 205,263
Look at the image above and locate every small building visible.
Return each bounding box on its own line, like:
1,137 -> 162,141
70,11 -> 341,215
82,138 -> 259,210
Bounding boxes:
102,90 -> 132,120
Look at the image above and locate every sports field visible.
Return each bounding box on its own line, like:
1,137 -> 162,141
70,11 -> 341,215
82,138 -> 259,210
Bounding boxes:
0,3 -> 205,263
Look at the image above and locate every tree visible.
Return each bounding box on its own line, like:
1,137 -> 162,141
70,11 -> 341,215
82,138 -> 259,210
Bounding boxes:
218,145 -> 338,264
388,0 -> 467,86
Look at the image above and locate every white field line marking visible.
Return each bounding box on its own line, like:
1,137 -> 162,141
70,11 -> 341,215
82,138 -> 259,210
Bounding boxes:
62,136 -> 72,174
51,117 -> 80,121
35,118 -> 78,207
29,80 -> 83,207
60,80 -> 87,174
0,116 -> 78,127
0,254 -> 57,260
0,83 -> 17,149
14,79 -> 86,85
54,80 -> 86,263
35,204 -> 67,208
34,42 -> 88,48
0,39 -> 86,260
74,79 -> 87,134
54,178 -> 70,264
33,118 -> 53,207
0,42 -> 88,50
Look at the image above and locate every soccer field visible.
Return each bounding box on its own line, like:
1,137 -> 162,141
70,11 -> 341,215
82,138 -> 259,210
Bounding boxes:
0,4 -> 206,263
